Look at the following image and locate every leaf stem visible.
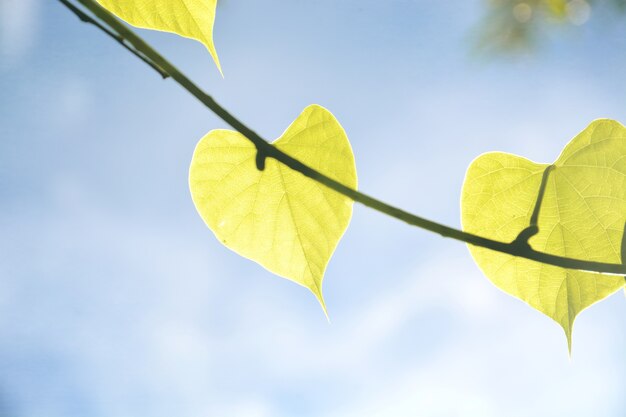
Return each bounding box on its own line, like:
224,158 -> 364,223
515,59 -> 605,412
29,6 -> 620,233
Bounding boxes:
59,0 -> 626,275
512,164 -> 554,248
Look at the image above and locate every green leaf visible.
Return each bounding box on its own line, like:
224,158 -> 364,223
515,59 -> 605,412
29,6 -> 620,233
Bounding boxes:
96,0 -> 222,74
189,105 -> 357,313
462,119 -> 626,351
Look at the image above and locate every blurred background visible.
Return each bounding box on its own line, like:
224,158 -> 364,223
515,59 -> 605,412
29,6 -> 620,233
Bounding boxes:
1,0 -> 625,416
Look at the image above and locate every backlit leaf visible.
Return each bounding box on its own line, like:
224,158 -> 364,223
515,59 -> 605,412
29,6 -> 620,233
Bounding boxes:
461,119 -> 626,351
189,105 -> 357,313
97,0 -> 222,74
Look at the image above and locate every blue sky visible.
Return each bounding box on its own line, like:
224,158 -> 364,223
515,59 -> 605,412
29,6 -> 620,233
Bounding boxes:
1,0 -> 625,416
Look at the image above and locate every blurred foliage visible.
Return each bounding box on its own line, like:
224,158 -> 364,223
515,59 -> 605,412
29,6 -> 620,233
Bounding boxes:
475,0 -> 626,53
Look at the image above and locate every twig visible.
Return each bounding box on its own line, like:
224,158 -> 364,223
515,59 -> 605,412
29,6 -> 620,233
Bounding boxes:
58,0 -> 626,275
59,0 -> 168,79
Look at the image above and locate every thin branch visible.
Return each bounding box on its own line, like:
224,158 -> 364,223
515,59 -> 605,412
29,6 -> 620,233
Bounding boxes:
59,0 -> 169,79
58,0 -> 626,276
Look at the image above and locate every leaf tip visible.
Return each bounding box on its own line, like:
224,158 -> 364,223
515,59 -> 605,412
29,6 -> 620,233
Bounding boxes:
561,321 -> 573,357
210,51 -> 224,78
202,37 -> 223,77
566,333 -> 573,357
310,284 -> 330,322
215,60 -> 224,78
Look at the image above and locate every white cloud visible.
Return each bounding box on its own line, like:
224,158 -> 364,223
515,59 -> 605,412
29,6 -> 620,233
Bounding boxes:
0,0 -> 40,67
48,77 -> 94,131
1,2 -> 624,415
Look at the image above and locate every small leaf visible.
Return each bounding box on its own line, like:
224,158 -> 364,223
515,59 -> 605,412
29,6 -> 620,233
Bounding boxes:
189,105 -> 357,312
96,0 -> 222,74
462,119 -> 626,351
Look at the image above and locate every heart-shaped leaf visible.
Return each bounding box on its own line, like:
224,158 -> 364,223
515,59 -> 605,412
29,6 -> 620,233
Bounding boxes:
97,0 -> 222,74
189,105 -> 357,312
462,119 -> 626,351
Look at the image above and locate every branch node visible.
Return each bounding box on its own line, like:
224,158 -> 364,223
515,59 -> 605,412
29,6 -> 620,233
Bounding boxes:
511,225 -> 539,249
255,146 -> 267,171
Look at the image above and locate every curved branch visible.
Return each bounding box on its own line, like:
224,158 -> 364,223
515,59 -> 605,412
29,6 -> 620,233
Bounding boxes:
60,0 -> 626,275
